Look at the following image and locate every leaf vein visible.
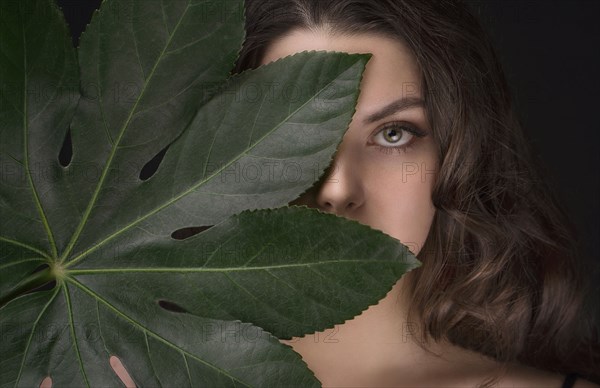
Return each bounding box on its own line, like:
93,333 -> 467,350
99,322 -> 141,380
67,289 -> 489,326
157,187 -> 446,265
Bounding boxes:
144,331 -> 164,387
131,14 -> 147,81
66,277 -> 252,387
183,353 -> 193,387
132,64 -> 212,118
67,259 -> 391,274
14,288 -> 60,387
66,67 -> 353,267
201,230 -> 240,268
63,284 -> 91,387
222,272 -> 308,327
29,47 -> 69,124
263,268 -> 343,314
95,300 -> 111,359
0,257 -> 44,271
159,0 -> 170,36
163,26 -> 220,57
21,22 -> 58,259
60,0 -> 195,263
0,236 -> 50,259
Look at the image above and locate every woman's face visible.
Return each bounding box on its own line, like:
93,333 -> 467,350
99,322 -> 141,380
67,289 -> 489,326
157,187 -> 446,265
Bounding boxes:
261,30 -> 438,255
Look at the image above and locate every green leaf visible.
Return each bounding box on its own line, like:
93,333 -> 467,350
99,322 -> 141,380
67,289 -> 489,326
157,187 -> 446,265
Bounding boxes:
1,287 -> 320,387
65,49 -> 371,268
0,0 -> 79,257
58,0 -> 246,257
0,0 -> 421,386
67,206 -> 420,339
0,242 -> 47,307
2,206 -> 418,387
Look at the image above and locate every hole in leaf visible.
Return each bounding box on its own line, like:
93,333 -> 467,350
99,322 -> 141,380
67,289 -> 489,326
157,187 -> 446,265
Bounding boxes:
110,356 -> 136,388
158,299 -> 188,313
139,145 -> 169,181
39,376 -> 52,388
58,128 -> 72,167
170,226 -> 212,240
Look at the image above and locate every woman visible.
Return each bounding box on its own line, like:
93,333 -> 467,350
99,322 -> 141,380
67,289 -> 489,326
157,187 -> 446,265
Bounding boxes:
230,0 -> 599,386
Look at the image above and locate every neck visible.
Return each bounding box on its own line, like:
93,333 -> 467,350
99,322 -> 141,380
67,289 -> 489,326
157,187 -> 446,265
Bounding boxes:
280,277 -> 503,386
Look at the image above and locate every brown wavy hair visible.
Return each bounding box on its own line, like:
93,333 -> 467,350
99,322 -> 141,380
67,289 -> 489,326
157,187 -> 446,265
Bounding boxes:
232,0 -> 599,382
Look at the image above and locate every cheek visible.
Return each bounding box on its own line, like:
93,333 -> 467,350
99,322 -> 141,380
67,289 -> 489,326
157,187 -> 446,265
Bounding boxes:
377,181 -> 435,255
364,156 -> 437,255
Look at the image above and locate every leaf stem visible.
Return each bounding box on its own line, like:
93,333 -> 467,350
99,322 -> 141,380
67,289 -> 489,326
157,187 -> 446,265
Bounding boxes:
22,22 -> 59,259
0,265 -> 55,308
0,236 -> 51,260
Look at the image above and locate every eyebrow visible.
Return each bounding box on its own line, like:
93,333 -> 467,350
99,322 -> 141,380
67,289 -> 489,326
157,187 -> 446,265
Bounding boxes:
363,96 -> 425,124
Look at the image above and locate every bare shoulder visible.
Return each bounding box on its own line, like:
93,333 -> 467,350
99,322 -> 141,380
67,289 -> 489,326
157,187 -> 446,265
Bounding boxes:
573,379 -> 600,388
438,345 -> 598,388
493,363 -> 599,388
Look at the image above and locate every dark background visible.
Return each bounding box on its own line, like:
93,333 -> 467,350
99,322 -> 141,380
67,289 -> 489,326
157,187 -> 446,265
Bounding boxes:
55,0 -> 600,313
465,0 -> 600,320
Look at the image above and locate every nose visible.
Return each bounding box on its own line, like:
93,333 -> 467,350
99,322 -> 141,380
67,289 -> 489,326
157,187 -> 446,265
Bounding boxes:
290,139 -> 365,215
316,157 -> 365,215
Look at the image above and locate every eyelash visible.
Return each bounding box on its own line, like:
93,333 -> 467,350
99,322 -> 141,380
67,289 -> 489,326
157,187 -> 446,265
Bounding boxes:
368,122 -> 428,155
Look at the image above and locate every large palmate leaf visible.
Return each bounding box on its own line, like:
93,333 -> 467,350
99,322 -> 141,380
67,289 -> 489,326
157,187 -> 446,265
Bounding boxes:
0,0 -> 421,387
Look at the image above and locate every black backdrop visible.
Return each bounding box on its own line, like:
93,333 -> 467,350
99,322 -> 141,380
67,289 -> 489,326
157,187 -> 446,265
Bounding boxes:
54,0 -> 600,317
466,0 -> 600,317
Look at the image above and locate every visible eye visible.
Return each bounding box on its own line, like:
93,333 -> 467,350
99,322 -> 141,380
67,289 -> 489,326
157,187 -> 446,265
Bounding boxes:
369,122 -> 427,153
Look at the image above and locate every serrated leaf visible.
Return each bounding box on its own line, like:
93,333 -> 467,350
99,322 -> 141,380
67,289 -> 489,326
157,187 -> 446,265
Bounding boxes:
54,0 -> 246,256
66,49 -> 371,268
67,206 -> 420,339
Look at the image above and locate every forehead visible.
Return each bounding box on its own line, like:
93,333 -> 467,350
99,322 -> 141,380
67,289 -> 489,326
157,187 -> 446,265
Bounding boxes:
260,29 -> 422,112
